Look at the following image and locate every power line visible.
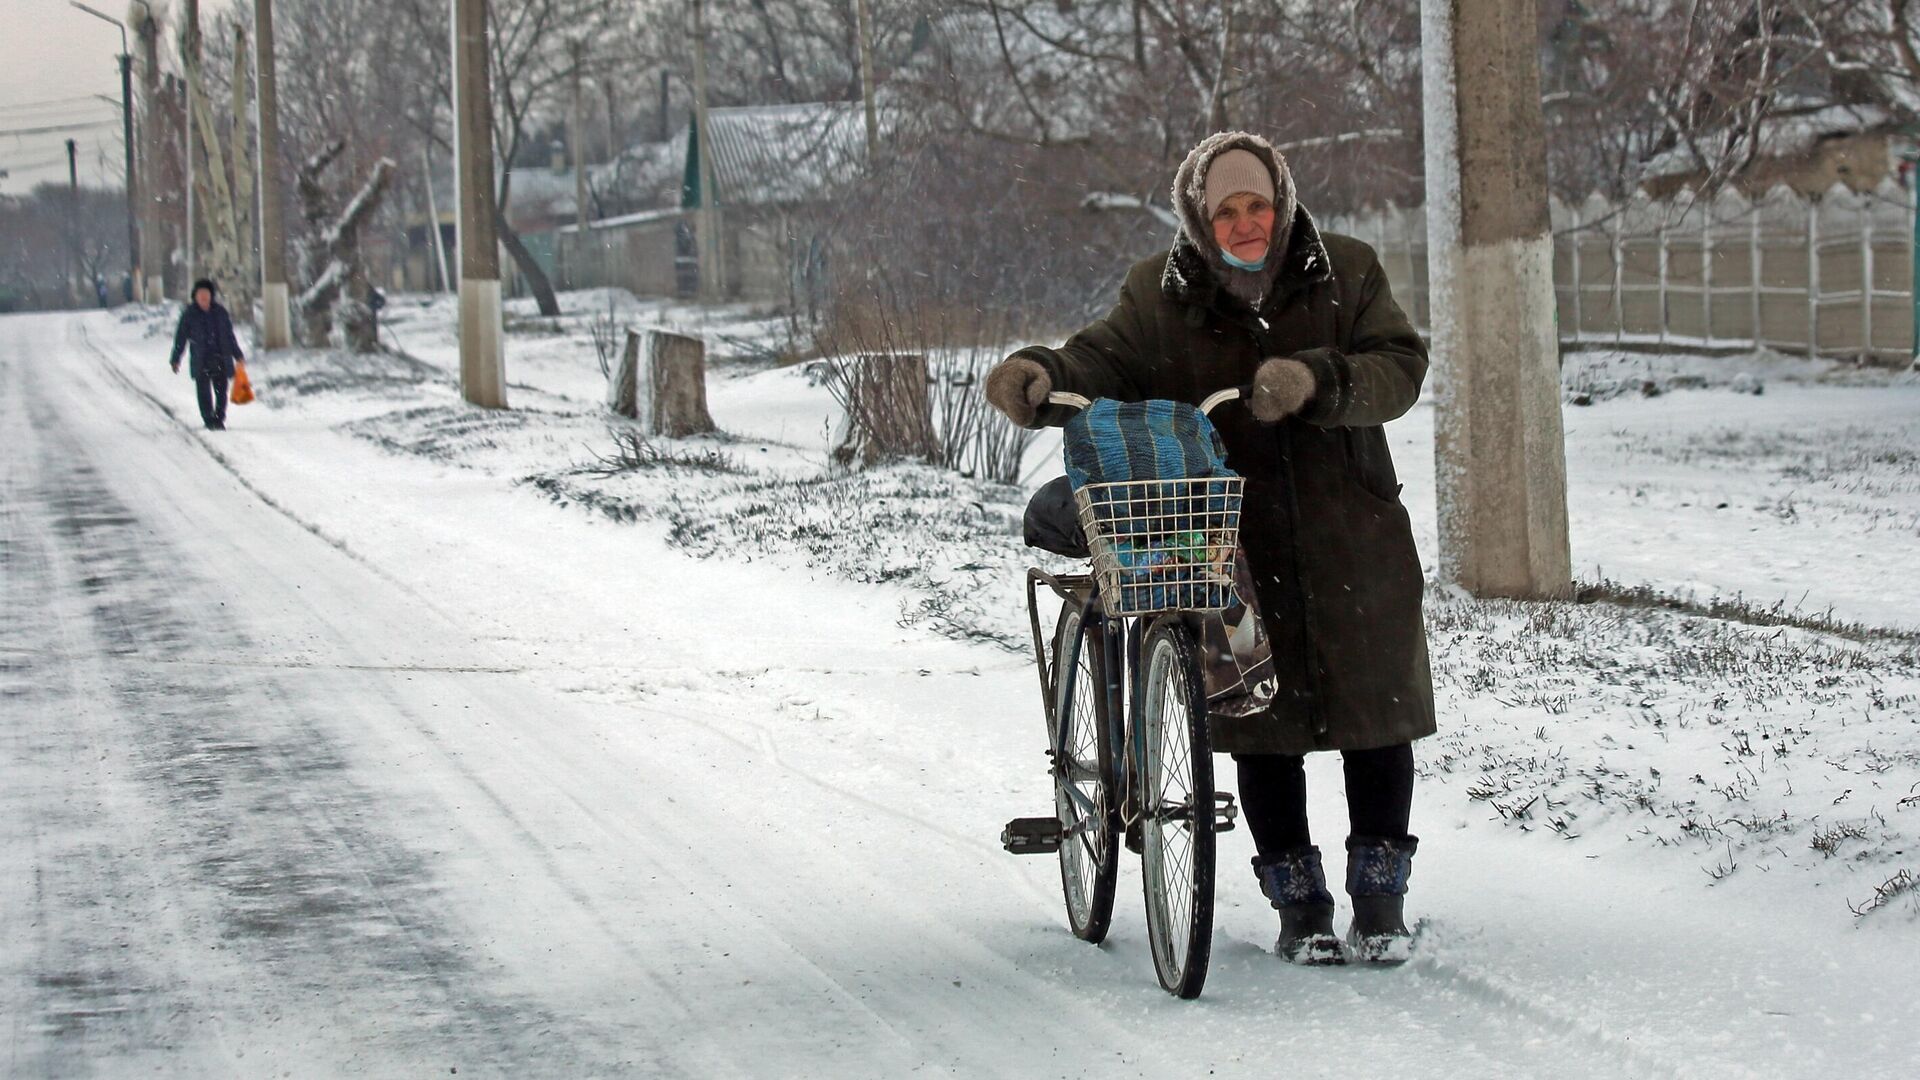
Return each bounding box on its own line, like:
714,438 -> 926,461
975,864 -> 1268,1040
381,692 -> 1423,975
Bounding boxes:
0,106 -> 117,123
0,119 -> 119,138
0,109 -> 117,129
0,95 -> 114,114
0,153 -> 73,172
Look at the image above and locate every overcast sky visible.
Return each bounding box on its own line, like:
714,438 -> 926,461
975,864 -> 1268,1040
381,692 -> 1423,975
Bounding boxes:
0,0 -> 233,197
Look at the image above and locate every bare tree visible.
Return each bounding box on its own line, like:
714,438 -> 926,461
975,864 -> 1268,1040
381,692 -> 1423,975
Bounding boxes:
191,21 -> 260,317
294,140 -> 396,350
0,185 -> 129,309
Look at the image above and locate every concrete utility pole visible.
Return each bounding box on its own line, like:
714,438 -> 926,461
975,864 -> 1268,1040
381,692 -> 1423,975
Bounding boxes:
254,0 -> 290,347
454,0 -> 507,407
68,3 -> 136,302
855,0 -> 878,156
66,139 -> 79,305
569,37 -> 590,241
1420,0 -> 1572,599
421,146 -> 451,292
119,53 -> 138,301
691,0 -> 723,301
133,1 -> 163,301
658,69 -> 670,143
183,0 -> 200,292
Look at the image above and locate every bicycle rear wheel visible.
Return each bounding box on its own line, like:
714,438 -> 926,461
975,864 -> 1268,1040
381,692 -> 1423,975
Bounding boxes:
1136,618 -> 1215,998
1051,602 -> 1119,943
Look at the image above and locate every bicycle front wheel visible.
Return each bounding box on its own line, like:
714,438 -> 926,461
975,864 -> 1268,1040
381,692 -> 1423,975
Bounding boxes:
1136,618 -> 1215,998
1051,602 -> 1119,944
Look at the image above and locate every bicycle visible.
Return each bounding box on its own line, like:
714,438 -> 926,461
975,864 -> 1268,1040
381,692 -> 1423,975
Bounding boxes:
1002,389 -> 1247,999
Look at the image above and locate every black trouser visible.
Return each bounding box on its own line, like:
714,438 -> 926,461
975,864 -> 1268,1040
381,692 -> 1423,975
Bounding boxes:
1235,743 -> 1414,861
194,370 -> 228,427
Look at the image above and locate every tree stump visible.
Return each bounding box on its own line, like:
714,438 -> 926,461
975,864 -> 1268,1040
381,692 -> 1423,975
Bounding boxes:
830,353 -> 937,468
608,328 -> 717,436
607,330 -> 641,417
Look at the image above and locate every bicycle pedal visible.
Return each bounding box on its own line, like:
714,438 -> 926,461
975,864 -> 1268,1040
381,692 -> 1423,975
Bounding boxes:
1001,817 -> 1063,855
1125,817 -> 1144,854
1214,792 -> 1240,833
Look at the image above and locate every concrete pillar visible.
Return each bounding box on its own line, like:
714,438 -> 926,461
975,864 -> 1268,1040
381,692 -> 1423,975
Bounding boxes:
1420,0 -> 1571,599
453,0 -> 507,408
183,0 -> 200,290
690,0 -> 725,301
254,0 -> 291,348
134,10 -> 165,301
120,54 -> 140,305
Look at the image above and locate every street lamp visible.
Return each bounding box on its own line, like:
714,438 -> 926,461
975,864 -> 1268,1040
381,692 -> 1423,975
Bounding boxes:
69,1 -> 139,303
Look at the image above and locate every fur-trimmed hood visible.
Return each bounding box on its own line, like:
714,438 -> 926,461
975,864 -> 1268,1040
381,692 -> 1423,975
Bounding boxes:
1161,131 -> 1332,311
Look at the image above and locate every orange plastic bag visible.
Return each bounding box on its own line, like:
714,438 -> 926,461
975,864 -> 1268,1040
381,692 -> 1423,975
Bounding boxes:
230,360 -> 255,405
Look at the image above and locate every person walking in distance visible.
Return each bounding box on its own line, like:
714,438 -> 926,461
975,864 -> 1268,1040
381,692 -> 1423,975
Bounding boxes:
169,278 -> 245,430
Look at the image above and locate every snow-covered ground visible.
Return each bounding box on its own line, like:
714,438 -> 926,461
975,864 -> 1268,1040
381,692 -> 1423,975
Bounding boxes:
4,296 -> 1917,1078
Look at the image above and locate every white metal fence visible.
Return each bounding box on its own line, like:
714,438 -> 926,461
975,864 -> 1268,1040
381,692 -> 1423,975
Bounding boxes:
1324,180 -> 1917,362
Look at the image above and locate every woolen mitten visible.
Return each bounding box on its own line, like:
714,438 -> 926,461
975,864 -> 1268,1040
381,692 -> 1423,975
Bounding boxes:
1250,357 -> 1315,422
985,357 -> 1052,428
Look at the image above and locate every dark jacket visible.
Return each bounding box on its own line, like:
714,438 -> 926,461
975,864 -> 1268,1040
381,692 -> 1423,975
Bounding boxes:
169,300 -> 244,379
1010,133 -> 1435,755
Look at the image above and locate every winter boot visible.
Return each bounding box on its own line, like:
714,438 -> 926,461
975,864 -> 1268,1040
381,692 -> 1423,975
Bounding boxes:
1345,836 -> 1417,965
1254,847 -> 1345,966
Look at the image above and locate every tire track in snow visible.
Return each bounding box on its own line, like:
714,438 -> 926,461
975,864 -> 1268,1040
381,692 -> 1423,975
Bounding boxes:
71,321 -> 472,633
4,318 -> 642,1075
1406,921 -> 1696,1079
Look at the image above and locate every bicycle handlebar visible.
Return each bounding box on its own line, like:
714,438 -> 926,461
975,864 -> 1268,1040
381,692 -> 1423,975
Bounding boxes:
1045,387 -> 1249,417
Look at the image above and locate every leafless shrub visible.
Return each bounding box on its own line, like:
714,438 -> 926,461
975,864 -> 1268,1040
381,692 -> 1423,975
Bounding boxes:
575,425 -> 739,476
817,353 -> 940,469
587,294 -> 621,380
1849,869 -> 1918,918
1811,823 -> 1871,857
1704,840 -> 1739,882
813,274 -> 1035,483
931,355 -> 1034,486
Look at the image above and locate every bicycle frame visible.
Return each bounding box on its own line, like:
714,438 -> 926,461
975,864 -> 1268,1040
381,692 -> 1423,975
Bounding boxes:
1018,544 -> 1239,1000
1024,568 -> 1158,836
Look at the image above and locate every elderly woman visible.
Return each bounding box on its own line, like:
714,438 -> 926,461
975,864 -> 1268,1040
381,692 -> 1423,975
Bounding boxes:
987,132 -> 1434,966
168,277 -> 246,431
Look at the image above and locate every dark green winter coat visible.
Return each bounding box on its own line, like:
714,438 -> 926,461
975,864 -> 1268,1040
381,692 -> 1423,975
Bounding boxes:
1011,135 -> 1435,756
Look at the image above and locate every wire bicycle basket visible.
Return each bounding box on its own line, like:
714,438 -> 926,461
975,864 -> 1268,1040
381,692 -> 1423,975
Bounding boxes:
1072,475 -> 1244,617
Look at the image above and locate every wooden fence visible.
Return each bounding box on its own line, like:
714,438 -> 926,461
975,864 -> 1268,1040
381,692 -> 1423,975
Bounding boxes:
1323,180 -> 1917,362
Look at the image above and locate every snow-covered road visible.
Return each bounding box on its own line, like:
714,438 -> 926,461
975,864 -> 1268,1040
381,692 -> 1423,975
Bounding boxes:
3,310 -> 1915,1078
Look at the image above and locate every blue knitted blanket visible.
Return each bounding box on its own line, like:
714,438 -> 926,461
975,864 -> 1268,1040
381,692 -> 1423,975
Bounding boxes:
1061,399 -> 1234,489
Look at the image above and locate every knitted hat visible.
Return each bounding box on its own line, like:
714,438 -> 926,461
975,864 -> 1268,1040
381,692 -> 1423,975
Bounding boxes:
1202,149 -> 1276,219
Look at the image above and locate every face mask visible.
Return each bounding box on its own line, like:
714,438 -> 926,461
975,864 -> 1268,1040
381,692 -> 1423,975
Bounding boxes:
1220,248 -> 1266,272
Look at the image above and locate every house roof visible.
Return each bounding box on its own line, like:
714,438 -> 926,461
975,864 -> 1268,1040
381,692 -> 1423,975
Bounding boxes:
683,101 -> 869,209
1638,102 -> 1898,182
421,165 -> 580,228
559,206 -> 683,234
